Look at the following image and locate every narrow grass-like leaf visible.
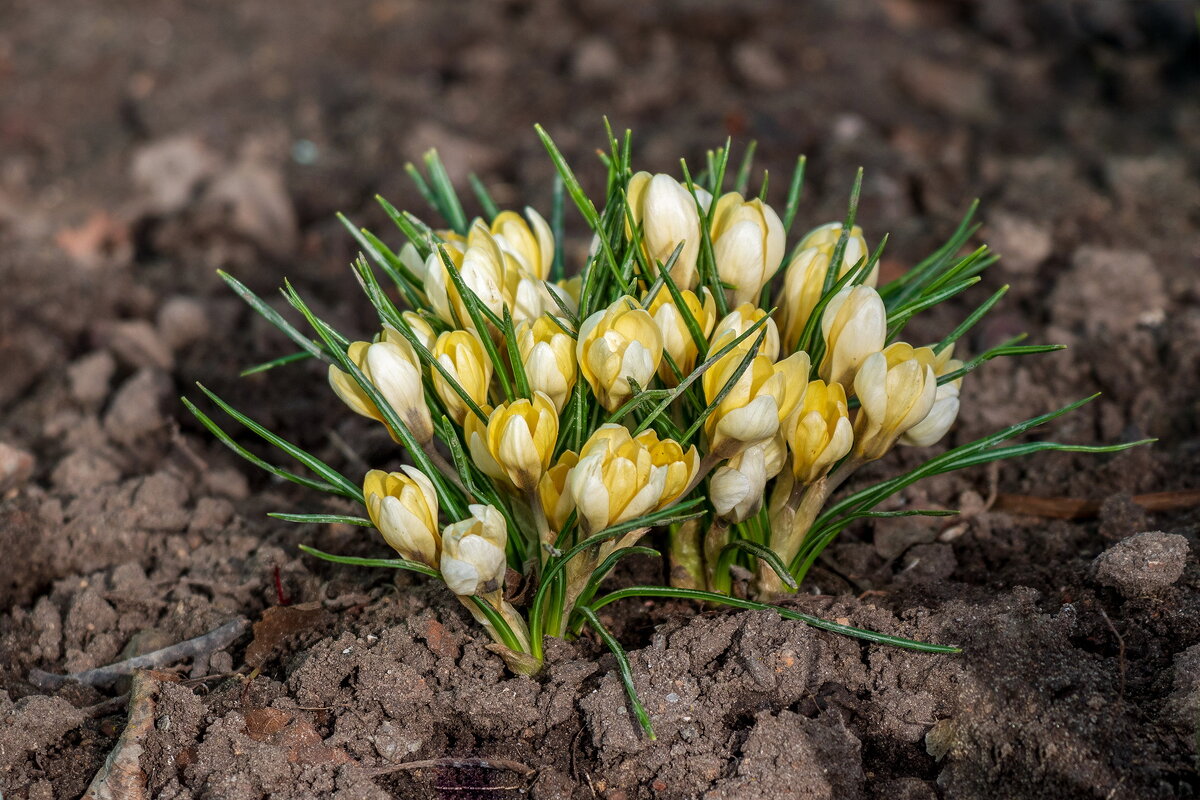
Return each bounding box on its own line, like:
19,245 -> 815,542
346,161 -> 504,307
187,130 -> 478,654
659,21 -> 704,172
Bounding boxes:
733,140 -> 758,196
935,284 -> 1009,354
182,396 -> 349,498
578,607 -> 656,740
239,350 -> 313,377
423,149 -> 469,235
886,276 -> 982,340
819,168 -> 863,298
192,386 -> 362,502
300,544 -> 440,577
269,513 -> 373,526
468,174 -> 500,222
588,586 -> 961,653
781,155 -> 807,235
219,271 -> 328,362
679,158 -> 730,317
376,195 -> 435,259
679,329 -> 766,443
551,173 -> 566,282
717,540 -> 798,590
435,245 -> 515,401
502,306 -> 532,399
937,338 -> 1066,386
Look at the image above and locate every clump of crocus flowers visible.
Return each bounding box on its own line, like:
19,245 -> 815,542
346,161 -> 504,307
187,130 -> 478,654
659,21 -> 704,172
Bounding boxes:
191,127 -> 1141,735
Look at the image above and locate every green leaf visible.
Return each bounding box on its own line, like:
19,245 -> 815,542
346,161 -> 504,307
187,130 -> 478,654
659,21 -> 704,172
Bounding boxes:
589,586 -> 961,653
781,155 -> 808,235
935,284 -> 1009,354
182,395 -> 350,498
679,328 -> 767,443
269,513 -> 373,526
502,306 -> 532,400
300,544 -> 441,577
434,245 -> 515,402
191,386 -> 363,503
423,149 -> 469,235
578,607 -> 656,740
239,350 -> 313,377
716,540 -> 798,590
733,140 -> 758,196
218,271 -> 328,362
468,173 -> 501,222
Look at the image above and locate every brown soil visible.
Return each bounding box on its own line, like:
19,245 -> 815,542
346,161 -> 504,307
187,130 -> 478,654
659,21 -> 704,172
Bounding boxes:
2,1 -> 1198,798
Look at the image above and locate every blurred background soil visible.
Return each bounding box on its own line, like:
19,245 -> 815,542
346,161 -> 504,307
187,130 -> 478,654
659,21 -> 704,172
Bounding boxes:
1,1 -> 1198,798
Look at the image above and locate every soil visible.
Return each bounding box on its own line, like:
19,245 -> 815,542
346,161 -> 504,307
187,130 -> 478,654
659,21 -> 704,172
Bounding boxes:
2,1 -> 1199,798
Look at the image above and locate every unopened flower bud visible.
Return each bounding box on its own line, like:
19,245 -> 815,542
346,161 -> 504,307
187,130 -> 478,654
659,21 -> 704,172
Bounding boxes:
710,192 -> 785,306
431,329 -> 492,425
710,444 -> 769,522
517,315 -> 577,413
364,467 -> 440,567
627,172 -> 702,289
329,337 -> 433,443
853,343 -> 939,461
899,345 -> 963,447
399,312 -> 436,351
440,504 -> 508,596
777,223 -> 872,351
485,392 -> 559,492
702,333 -> 810,459
818,285 -> 886,388
577,296 -> 664,411
646,287 -> 717,385
538,450 -> 579,532
710,303 -> 781,361
785,379 -> 853,484
491,207 -> 555,280
568,424 -> 699,534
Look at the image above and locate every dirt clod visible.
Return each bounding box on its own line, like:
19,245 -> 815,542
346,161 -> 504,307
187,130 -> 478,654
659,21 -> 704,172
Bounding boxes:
1093,531 -> 1190,596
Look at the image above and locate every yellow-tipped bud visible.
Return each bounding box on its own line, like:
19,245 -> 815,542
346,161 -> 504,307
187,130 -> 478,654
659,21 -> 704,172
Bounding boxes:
710,303 -> 780,361
710,444 -> 769,522
702,333 -> 810,459
431,329 -> 492,425
627,172 -> 702,289
818,285 -> 887,388
485,391 -> 559,492
553,276 -> 582,315
900,345 -> 963,447
567,424 -> 699,534
538,450 -> 579,532
329,337 -> 433,443
853,343 -> 939,461
577,296 -> 664,411
710,192 -> 785,306
424,223 -> 507,327
491,207 -> 554,281
399,312 -> 436,351
776,223 -> 872,350
517,315 -> 577,413
646,286 -> 718,385
440,504 -> 508,596
464,404 -> 506,483
364,467 -> 440,567
785,379 -> 854,484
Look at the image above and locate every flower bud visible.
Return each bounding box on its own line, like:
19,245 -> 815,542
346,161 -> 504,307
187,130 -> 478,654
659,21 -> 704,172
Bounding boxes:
364,467 -> 440,566
552,276 -> 582,315
464,404 -> 506,482
568,424 -> 699,534
627,172 -> 701,289
517,315 -> 577,413
899,345 -> 963,447
491,207 -> 555,280
710,192 -> 785,306
646,287 -> 717,385
853,343 -> 939,461
818,285 -> 887,388
424,224 -> 507,327
399,312 -> 436,351
710,444 -> 769,522
702,333 -> 810,459
577,296 -> 664,411
710,303 -> 781,361
440,504 -> 508,596
329,337 -> 433,443
538,450 -> 578,532
785,379 -> 853,484
431,329 -> 492,425
485,391 -> 559,492
776,223 -> 872,351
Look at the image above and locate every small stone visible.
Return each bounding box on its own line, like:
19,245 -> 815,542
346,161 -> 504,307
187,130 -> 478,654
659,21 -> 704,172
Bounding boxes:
0,443 -> 35,494
157,296 -> 210,351
131,135 -> 220,215
573,36 -> 620,81
1050,248 -> 1166,336
1093,532 -> 1189,596
188,497 -> 234,533
67,350 -> 117,406
732,43 -> 787,90
987,211 -> 1052,274
104,368 -> 171,446
51,448 -> 121,491
97,319 -> 174,370
203,466 -> 250,500
134,471 -> 191,531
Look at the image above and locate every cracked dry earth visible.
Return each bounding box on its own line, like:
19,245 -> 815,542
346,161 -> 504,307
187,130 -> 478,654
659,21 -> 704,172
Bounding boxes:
1,0 -> 1199,798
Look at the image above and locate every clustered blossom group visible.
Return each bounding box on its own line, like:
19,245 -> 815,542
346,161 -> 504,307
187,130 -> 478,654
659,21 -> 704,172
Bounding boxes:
326,168 -> 964,646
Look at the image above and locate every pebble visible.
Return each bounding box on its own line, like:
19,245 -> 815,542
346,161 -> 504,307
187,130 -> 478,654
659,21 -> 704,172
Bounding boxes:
1093,531 -> 1189,596
157,295 -> 210,351
97,319 -> 174,371
0,442 -> 35,494
1050,247 -> 1166,336
104,368 -> 171,446
66,350 -> 116,406
50,448 -> 121,491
